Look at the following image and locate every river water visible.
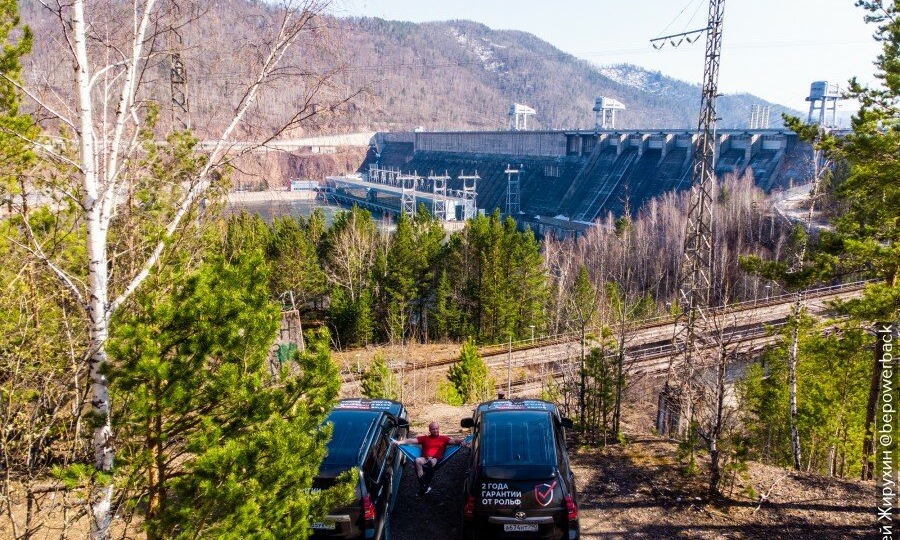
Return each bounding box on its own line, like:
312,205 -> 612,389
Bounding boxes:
225,197 -> 344,224
225,195 -> 398,232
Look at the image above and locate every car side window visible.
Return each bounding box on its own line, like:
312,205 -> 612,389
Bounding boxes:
382,418 -> 396,441
368,419 -> 390,482
554,423 -> 567,472
374,431 -> 389,464
363,442 -> 377,475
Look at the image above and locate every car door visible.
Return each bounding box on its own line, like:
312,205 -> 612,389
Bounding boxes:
554,421 -> 576,497
370,417 -> 392,513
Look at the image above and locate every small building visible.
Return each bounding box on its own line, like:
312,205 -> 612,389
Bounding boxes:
290,179 -> 319,191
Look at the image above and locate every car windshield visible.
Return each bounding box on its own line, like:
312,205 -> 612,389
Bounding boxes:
480,411 -> 556,469
321,410 -> 380,468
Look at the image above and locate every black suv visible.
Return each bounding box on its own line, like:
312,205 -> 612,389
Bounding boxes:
312,398 -> 409,540
460,399 -> 579,540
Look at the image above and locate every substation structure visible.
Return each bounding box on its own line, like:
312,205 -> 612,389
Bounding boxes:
325,165 -> 478,223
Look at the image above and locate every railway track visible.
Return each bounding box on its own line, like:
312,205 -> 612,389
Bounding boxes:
340,280 -> 869,395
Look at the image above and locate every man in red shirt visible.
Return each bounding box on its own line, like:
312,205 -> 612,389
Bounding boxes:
395,422 -> 467,495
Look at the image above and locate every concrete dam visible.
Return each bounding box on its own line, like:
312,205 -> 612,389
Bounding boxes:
358,129 -> 811,237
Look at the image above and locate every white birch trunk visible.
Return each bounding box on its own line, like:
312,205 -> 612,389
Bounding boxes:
788,302 -> 803,470
787,134 -> 827,472
72,1 -> 157,537
72,1 -> 115,535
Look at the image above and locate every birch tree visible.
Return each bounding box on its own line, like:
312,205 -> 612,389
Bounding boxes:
12,1 -> 348,537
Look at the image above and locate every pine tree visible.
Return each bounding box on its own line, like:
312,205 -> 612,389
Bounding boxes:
0,0 -> 34,203
443,211 -> 549,344
447,338 -> 494,403
430,269 -> 458,340
361,353 -> 400,400
221,211 -> 272,263
583,347 -> 616,445
412,206 -> 449,340
508,225 -> 548,340
355,289 -> 376,346
382,213 -> 418,341
108,248 -> 351,539
269,215 -> 327,308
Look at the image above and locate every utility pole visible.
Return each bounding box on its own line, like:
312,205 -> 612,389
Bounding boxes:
653,0 -> 725,436
507,335 -> 512,397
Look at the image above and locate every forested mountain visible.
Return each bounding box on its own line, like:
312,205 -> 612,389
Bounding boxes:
339,17 -> 799,131
18,1 -> 798,136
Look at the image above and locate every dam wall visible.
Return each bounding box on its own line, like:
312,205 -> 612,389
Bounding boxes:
364,129 -> 812,235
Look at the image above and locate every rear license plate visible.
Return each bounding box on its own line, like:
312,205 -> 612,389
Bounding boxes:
503,524 -> 538,532
310,521 -> 336,530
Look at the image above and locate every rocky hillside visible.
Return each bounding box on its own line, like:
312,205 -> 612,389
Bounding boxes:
342,17 -> 799,131
19,1 -> 798,137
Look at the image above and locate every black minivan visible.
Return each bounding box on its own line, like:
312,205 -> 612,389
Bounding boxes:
460,399 -> 579,540
312,398 -> 408,540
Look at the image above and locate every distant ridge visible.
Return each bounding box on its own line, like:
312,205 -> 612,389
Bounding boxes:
337,17 -> 801,132
18,1 -> 801,136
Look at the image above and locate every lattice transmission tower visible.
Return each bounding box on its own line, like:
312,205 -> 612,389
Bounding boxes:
505,165 -> 521,216
653,0 -> 725,436
169,3 -> 190,131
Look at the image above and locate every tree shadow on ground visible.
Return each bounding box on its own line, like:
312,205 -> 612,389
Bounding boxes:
571,437 -> 874,540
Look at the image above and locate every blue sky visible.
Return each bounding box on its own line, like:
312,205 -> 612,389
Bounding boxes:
334,0 -> 881,116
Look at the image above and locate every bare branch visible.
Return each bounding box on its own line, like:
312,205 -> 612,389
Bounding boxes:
5,228 -> 86,310
111,1 -> 330,315
752,473 -> 791,515
100,0 -> 157,226
87,60 -> 127,92
0,124 -> 84,173
1,74 -> 77,132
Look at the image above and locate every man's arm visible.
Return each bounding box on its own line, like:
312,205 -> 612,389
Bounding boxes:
393,436 -> 419,445
448,436 -> 470,447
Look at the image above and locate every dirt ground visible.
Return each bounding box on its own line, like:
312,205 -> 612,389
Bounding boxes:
393,402 -> 877,540
1,397 -> 877,540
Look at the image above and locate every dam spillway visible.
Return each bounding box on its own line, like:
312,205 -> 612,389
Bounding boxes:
363,129 -> 812,237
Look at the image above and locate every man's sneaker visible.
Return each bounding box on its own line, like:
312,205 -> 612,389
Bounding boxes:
424,486 -> 432,495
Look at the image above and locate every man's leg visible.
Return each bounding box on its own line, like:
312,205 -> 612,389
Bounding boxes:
415,457 -> 428,496
421,458 -> 437,492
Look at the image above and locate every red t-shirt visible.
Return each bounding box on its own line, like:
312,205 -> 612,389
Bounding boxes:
417,435 -> 451,460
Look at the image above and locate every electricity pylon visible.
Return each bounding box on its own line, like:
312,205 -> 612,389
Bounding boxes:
653,0 -> 725,436
170,3 -> 190,131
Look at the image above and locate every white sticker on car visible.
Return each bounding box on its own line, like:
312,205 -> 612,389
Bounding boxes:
479,483 -> 523,506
